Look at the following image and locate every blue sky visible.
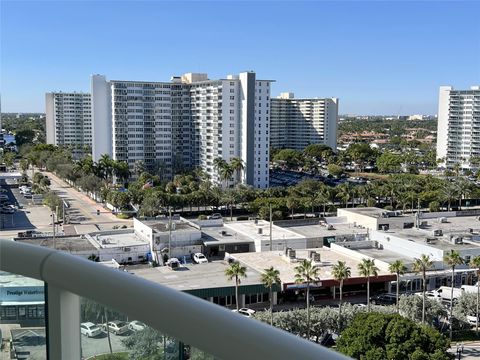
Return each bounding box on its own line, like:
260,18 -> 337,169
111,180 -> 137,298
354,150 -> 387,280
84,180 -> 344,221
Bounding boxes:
1,1 -> 479,115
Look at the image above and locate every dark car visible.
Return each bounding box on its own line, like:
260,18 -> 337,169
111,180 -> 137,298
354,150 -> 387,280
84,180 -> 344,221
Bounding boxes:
370,293 -> 397,305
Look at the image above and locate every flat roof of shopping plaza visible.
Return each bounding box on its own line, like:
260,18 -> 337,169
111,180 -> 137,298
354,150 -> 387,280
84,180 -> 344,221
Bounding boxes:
87,231 -> 149,249
232,248 -> 391,285
15,236 -> 98,252
201,226 -> 254,246
224,220 -> 305,242
287,222 -> 368,239
339,207 -> 413,218
385,216 -> 480,251
353,247 -> 414,265
129,261 -> 264,293
141,219 -> 196,233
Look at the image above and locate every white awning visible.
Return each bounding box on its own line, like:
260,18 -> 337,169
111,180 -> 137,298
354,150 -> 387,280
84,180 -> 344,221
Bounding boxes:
0,301 -> 44,306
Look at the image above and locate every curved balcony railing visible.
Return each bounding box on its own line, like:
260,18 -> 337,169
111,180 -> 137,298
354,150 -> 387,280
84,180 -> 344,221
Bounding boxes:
0,239 -> 350,360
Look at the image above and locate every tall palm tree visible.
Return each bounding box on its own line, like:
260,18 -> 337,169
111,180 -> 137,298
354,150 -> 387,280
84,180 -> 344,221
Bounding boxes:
357,259 -> 379,312
444,249 -> 464,339
331,261 -> 351,327
219,165 -> 234,188
98,154 -> 114,183
229,157 -> 245,186
336,183 -> 351,208
113,160 -> 130,185
413,254 -> 433,324
471,256 -> 480,334
389,260 -> 407,312
294,259 -> 320,339
225,262 -> 247,311
261,266 -> 281,326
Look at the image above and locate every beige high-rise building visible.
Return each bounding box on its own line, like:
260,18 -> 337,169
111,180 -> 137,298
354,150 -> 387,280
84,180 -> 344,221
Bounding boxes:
270,93 -> 338,151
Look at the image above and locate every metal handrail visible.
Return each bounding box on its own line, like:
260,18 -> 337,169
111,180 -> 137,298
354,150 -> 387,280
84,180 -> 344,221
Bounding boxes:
0,240 -> 350,360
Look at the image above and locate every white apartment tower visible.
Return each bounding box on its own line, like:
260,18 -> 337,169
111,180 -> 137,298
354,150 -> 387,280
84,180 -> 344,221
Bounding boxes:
437,86 -> 480,169
270,93 -> 338,151
45,92 -> 92,155
91,72 -> 272,188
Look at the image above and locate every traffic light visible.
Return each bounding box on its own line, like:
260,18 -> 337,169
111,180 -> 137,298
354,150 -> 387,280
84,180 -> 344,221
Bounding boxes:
97,209 -> 100,216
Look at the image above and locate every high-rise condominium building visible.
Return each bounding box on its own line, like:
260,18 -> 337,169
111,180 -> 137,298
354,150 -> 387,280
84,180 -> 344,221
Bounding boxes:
270,93 -> 338,151
437,86 -> 480,169
91,72 -> 272,188
45,92 -> 92,156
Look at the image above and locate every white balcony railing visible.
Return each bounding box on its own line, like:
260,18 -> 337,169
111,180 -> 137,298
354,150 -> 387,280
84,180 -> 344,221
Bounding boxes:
0,240 -> 350,360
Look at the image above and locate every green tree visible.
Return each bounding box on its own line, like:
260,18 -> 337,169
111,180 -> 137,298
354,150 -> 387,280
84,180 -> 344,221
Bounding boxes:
398,294 -> 447,326
229,157 -> 245,185
389,260 -> 407,312
15,129 -> 36,147
331,260 -> 351,328
294,259 -> 320,339
471,255 -> 480,333
273,149 -> 304,169
413,254 -> 433,324
122,327 -> 165,359
376,151 -> 403,173
225,262 -> 247,311
260,266 -> 281,326
336,313 -> 451,360
357,259 -> 379,312
327,163 -> 343,178
444,249 -> 464,339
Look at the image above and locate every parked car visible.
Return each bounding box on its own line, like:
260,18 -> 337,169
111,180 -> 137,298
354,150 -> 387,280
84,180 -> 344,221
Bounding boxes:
467,315 -> 479,326
232,308 -> 256,317
165,258 -> 180,269
0,194 -> 8,201
208,213 -> 222,220
128,320 -> 146,332
103,320 -> 129,335
370,293 -> 396,305
80,322 -> 102,337
192,253 -> 208,264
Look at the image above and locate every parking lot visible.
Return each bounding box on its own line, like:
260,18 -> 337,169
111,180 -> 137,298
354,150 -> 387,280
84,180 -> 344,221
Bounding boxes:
81,330 -> 130,358
0,180 -> 57,238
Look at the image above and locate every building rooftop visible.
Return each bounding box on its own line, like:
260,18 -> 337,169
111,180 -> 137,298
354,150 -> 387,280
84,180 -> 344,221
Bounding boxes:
15,236 -> 97,252
224,220 -> 305,243
129,261 -> 263,291
141,219 -> 197,233
201,226 -> 254,246
353,247 -> 414,265
232,248 -> 391,285
287,222 -> 368,239
340,207 -> 412,219
87,231 -> 148,249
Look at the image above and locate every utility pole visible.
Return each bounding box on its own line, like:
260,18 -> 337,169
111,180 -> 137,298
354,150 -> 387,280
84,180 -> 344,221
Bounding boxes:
168,207 -> 172,258
269,203 -> 273,251
52,210 -> 56,249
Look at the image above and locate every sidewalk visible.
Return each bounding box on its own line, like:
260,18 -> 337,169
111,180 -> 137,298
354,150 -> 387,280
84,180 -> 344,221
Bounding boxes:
42,170 -> 126,223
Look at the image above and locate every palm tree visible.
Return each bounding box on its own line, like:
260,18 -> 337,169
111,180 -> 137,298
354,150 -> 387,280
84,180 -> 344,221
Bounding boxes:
219,165 -> 234,188
294,259 -> 320,339
261,266 -> 281,326
413,254 -> 433,324
225,262 -> 247,311
113,160 -> 130,184
98,154 -> 114,183
389,260 -> 407,312
331,261 -> 351,327
357,259 -> 379,312
229,157 -> 245,185
471,256 -> 480,334
336,183 -> 351,208
444,249 -> 464,339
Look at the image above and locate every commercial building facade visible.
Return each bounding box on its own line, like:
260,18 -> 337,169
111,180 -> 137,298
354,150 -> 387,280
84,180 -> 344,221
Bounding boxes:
270,92 -> 338,151
91,72 -> 272,188
45,92 -> 92,157
436,85 -> 480,169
